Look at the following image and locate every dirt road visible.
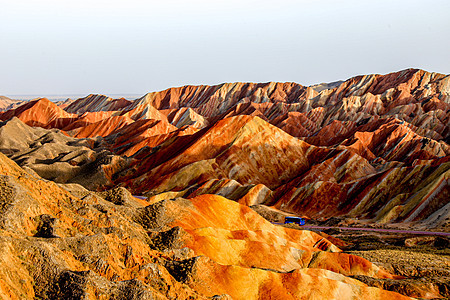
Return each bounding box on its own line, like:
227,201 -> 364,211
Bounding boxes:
301,225 -> 450,236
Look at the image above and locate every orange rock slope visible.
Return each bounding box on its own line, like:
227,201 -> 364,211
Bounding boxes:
0,98 -> 77,128
0,152 -> 413,299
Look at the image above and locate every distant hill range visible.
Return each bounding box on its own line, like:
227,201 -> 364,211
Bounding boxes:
0,95 -> 26,111
0,68 -> 448,230
2,94 -> 142,103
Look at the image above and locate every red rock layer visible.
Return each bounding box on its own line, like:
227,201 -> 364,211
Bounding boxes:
70,115 -> 135,138
0,98 -> 77,128
0,68 -> 447,229
64,94 -> 133,114
62,111 -> 117,131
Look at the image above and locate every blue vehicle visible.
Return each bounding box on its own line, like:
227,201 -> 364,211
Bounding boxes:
284,216 -> 306,226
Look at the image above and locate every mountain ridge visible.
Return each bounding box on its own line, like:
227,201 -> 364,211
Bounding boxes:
0,68 -> 447,231
0,68 -> 448,299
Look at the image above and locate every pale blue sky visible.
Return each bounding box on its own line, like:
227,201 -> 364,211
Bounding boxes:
1,0 -> 449,95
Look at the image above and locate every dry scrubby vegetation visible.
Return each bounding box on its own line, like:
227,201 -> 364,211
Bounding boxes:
336,230 -> 450,299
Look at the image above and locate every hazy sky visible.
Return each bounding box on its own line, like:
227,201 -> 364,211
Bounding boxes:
1,0 -> 449,96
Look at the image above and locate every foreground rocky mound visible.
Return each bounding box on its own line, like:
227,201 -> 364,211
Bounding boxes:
0,153 -> 417,299
0,117 -> 130,190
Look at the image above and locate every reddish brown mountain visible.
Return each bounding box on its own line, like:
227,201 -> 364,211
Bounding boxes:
0,69 -> 447,230
0,68 -> 449,299
64,94 -> 133,114
0,98 -> 77,128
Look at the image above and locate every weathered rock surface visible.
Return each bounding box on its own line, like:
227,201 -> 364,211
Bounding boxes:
0,117 -> 130,190
0,153 -> 415,299
0,98 -> 78,129
64,94 -> 133,114
0,69 -> 448,232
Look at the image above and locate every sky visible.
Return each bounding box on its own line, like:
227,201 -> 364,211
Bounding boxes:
1,0 -> 449,96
